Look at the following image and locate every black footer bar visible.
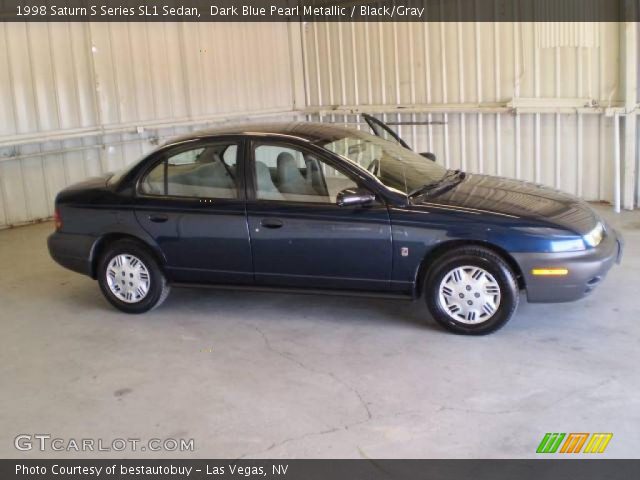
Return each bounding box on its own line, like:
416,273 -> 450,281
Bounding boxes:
3,459 -> 639,480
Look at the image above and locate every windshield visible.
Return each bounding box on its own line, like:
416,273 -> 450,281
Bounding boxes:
319,130 -> 449,195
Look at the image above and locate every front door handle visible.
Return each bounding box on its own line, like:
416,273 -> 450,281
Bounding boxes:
260,218 -> 284,229
148,214 -> 169,223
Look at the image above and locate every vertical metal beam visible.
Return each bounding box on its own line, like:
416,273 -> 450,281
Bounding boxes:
312,23 -> 323,110
2,20 -> 29,220
457,20 -> 466,170
46,23 -> 63,131
1,24 -> 19,135
554,47 -> 561,189
494,21 -> 501,175
576,22 -> 583,197
176,23 -> 193,121
350,24 -> 360,128
364,23 -> 373,105
287,22 -> 306,111
555,113 -> 562,188
392,22 -> 402,138
598,115 -> 605,200
535,114 -> 541,183
350,24 -> 359,106
160,23 -> 176,120
337,22 -> 347,126
192,23 -> 211,118
0,161 -> 9,225
378,23 -> 387,106
622,19 -> 637,209
423,22 -> 434,153
408,23 -> 417,149
513,22 -> 523,98
300,23 -> 311,110
614,112 -> 621,213
534,20 -> 541,183
515,114 -> 521,179
637,118 -> 640,208
141,23 -> 158,120
577,114 -> 584,197
85,23 -> 107,174
474,16 -> 483,174
22,23 -> 42,220
598,24 -> 606,201
324,23 -> 335,123
441,21 -> 450,168
513,22 -> 521,179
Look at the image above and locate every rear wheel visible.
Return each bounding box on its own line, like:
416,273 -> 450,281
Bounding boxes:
424,246 -> 519,335
97,240 -> 170,313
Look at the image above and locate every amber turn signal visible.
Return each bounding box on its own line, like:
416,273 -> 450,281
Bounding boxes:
531,268 -> 569,276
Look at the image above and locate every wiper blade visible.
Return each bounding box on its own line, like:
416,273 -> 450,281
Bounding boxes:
408,170 -> 465,198
408,181 -> 440,198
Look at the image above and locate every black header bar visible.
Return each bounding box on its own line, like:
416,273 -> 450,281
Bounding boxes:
0,0 -> 637,22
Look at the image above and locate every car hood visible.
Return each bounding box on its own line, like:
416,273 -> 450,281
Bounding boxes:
414,173 -> 598,235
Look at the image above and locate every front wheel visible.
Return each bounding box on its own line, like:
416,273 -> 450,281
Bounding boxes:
97,240 -> 170,313
424,246 -> 519,335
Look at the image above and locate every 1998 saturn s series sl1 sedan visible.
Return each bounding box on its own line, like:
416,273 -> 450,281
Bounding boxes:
48,117 -> 623,334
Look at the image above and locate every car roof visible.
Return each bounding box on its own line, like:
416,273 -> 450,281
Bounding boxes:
163,122 -> 367,147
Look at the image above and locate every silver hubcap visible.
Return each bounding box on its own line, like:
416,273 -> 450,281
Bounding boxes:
438,265 -> 501,324
106,254 -> 150,304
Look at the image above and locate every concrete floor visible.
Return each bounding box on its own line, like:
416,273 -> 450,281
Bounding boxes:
1,205 -> 639,459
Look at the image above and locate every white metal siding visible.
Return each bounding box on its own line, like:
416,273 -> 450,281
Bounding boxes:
302,22 -> 626,205
0,22 -> 297,227
0,21 -> 636,228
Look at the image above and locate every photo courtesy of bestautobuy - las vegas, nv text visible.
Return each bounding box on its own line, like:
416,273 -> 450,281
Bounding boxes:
1,1 -> 639,479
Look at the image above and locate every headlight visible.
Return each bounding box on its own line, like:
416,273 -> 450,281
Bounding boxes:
583,222 -> 605,248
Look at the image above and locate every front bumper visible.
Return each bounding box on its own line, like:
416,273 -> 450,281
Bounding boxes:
513,228 -> 624,303
47,231 -> 95,277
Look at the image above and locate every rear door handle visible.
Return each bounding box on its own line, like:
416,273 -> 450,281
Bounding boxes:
260,218 -> 284,229
148,214 -> 169,223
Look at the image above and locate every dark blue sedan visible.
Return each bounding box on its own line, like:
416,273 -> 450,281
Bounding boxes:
48,119 -> 623,334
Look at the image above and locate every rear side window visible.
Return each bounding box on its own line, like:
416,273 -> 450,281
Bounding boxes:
140,143 -> 238,199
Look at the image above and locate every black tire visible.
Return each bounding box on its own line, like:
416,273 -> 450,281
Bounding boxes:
424,246 -> 519,335
97,239 -> 170,313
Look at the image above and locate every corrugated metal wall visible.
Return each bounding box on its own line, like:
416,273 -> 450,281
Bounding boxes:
0,22 -> 297,228
302,22 -> 627,205
0,21 -> 635,228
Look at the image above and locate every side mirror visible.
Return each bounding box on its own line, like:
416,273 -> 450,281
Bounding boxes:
420,152 -> 437,162
336,187 -> 376,207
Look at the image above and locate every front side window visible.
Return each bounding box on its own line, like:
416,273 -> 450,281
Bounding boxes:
253,144 -> 357,203
140,143 -> 238,199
